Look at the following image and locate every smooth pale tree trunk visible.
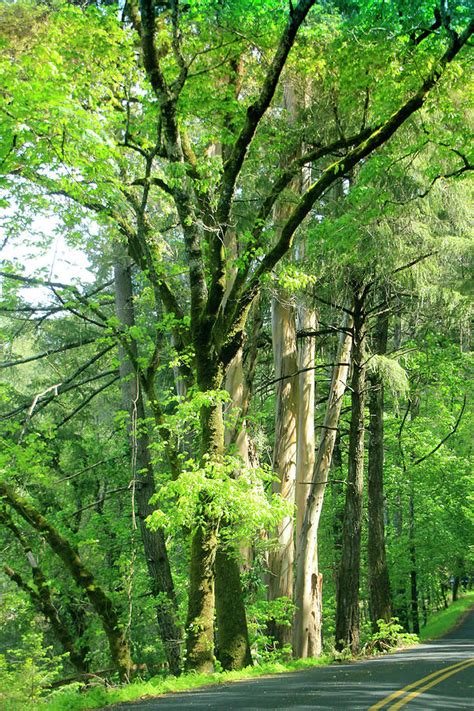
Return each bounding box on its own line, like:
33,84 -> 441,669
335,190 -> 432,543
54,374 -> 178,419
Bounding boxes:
295,302 -> 316,541
293,318 -> 353,657
268,292 -> 298,647
114,259 -> 182,674
268,79 -> 300,649
335,291 -> 367,654
367,311 -> 392,631
0,482 -> 134,681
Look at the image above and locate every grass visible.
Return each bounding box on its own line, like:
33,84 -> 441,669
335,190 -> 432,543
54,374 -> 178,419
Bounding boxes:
37,656 -> 332,711
419,590 -> 474,642
29,592 -> 474,710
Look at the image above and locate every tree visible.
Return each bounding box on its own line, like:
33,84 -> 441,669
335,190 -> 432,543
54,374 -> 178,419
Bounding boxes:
1,0 -> 472,679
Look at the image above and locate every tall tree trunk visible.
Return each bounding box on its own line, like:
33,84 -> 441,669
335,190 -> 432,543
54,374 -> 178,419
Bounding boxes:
409,486 -> 420,634
114,259 -> 182,675
0,482 -> 133,681
215,545 -> 252,669
331,434 -> 345,573
268,292 -> 298,648
335,290 -> 366,654
186,365 -> 252,672
215,345 -> 253,670
211,225 -> 254,671
295,301 -> 316,541
185,388 -> 222,672
293,318 -> 353,658
267,80 -> 300,649
367,311 -> 392,631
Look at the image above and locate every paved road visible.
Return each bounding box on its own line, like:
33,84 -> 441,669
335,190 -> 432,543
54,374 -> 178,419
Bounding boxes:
116,607 -> 474,710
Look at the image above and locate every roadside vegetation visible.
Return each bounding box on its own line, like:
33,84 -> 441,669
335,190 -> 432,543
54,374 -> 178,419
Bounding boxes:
419,591 -> 474,642
2,594 -> 470,711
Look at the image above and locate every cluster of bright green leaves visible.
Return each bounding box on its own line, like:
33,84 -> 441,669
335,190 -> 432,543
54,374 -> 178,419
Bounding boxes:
0,1 -> 135,208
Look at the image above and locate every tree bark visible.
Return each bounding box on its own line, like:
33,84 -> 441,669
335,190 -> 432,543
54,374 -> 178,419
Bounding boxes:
367,311 -> 392,631
293,317 -> 353,658
335,290 -> 366,654
114,259 -> 182,675
3,563 -> 89,673
268,292 -> 298,648
295,302 -> 316,541
215,545 -> 252,669
185,362 -> 249,673
215,346 -> 254,670
409,487 -> 420,634
0,482 -> 133,681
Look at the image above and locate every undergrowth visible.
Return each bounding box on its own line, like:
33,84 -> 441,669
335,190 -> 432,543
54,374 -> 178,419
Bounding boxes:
8,592 -> 473,711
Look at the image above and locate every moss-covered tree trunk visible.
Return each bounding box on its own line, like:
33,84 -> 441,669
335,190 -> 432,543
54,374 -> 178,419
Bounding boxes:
0,482 -> 133,681
367,311 -> 392,631
185,357 -> 223,672
409,487 -> 420,634
215,545 -> 252,669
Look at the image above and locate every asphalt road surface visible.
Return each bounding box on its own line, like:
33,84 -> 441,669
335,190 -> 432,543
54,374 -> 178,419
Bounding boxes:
116,607 -> 474,710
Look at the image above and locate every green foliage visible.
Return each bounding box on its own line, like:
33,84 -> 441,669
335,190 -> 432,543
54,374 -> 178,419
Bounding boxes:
0,0 -> 471,695
246,596 -> 295,662
367,354 -> 409,397
148,452 -> 290,539
37,656 -> 333,711
362,619 -> 418,655
0,627 -> 65,710
419,592 -> 474,642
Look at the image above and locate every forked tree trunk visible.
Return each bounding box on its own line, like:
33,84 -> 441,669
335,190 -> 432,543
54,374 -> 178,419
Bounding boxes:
114,259 -> 182,674
293,318 -> 353,657
0,482 -> 134,681
335,291 -> 366,653
268,292 -> 298,647
367,311 -> 392,631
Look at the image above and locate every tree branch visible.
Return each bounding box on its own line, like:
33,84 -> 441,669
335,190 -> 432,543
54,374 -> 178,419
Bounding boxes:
412,395 -> 467,467
216,0 -> 316,231
0,337 -> 99,369
227,20 -> 473,332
